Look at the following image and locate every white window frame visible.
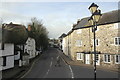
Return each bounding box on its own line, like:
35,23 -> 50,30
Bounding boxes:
114,37 -> 120,46
76,29 -> 82,34
77,53 -> 83,60
76,40 -> 82,47
115,55 -> 120,64
96,27 -> 99,32
114,23 -> 120,29
104,54 -> 111,63
92,39 -> 99,46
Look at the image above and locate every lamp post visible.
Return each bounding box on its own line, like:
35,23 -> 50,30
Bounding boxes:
88,3 -> 102,80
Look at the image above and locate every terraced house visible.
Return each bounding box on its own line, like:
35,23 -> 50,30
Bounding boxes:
61,10 -> 120,69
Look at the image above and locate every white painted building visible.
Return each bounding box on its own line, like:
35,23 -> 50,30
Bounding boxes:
0,43 -> 14,70
24,37 -> 36,59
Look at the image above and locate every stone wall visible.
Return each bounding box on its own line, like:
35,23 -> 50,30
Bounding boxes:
68,22 -> 120,68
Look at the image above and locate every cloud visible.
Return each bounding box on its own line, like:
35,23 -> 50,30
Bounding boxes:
0,9 -> 31,26
0,2 -> 118,39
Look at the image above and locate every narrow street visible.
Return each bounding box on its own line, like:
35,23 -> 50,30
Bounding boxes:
20,48 -> 119,79
21,48 -> 73,78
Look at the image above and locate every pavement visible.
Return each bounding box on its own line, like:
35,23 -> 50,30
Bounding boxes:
58,49 -> 120,73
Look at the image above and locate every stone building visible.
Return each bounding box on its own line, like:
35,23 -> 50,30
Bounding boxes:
62,10 -> 120,69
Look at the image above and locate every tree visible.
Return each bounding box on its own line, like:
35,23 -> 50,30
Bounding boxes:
28,17 -> 49,50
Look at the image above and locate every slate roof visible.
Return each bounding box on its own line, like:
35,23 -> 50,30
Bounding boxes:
73,10 -> 120,30
67,30 -> 73,35
73,17 -> 90,30
59,33 -> 66,38
98,10 -> 120,25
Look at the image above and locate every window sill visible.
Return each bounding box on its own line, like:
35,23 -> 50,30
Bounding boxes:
104,62 -> 111,63
77,59 -> 83,61
115,62 -> 120,64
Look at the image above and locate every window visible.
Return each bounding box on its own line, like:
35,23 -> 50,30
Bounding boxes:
76,29 -> 81,34
3,56 -> 6,66
77,53 -> 83,60
115,55 -> 120,64
93,39 -> 99,46
76,40 -> 82,46
114,23 -> 120,29
96,39 -> 99,46
93,54 -> 99,61
115,37 -> 120,45
104,54 -> 111,63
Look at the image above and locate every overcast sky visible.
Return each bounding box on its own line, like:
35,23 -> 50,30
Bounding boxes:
0,0 -> 119,38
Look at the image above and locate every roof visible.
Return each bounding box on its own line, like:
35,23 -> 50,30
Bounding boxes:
0,22 -> 28,44
98,10 -> 120,25
73,17 -> 90,30
67,30 -> 73,35
73,9 -> 120,30
59,33 -> 66,38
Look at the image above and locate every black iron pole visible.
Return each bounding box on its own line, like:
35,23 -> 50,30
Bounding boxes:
93,22 -> 97,80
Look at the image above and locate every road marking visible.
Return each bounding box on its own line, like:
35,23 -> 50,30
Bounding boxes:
46,69 -> 50,76
57,49 -> 74,78
43,58 -> 53,78
50,60 -> 53,67
56,49 -> 67,65
20,56 -> 40,79
69,65 -> 74,79
51,57 -> 53,60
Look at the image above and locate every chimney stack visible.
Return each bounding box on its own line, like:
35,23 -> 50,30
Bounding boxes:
77,19 -> 81,24
73,24 -> 77,28
28,25 -> 31,31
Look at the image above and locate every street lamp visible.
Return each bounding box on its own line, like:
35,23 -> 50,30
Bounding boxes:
88,3 -> 102,80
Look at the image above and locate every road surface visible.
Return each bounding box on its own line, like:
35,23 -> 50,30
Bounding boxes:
20,48 -> 119,79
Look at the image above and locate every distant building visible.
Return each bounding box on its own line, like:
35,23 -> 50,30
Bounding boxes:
24,37 -> 36,59
58,33 -> 66,50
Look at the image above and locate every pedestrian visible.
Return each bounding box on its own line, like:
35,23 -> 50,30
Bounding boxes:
55,56 -> 61,67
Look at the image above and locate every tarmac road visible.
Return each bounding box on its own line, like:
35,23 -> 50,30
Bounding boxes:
20,48 -> 119,79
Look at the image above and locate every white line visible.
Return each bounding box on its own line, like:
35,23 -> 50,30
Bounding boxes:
43,58 -> 53,78
46,69 -> 50,75
69,65 -> 74,79
20,57 -> 39,78
50,61 -> 53,67
51,57 -> 53,60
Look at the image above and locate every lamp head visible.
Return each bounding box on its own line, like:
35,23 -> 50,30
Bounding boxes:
88,3 -> 98,14
92,9 -> 102,23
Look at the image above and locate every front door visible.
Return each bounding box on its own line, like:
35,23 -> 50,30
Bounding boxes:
85,54 -> 90,64
93,54 -> 100,65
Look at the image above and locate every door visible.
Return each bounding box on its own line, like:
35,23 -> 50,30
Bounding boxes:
85,54 -> 90,64
93,54 -> 100,65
